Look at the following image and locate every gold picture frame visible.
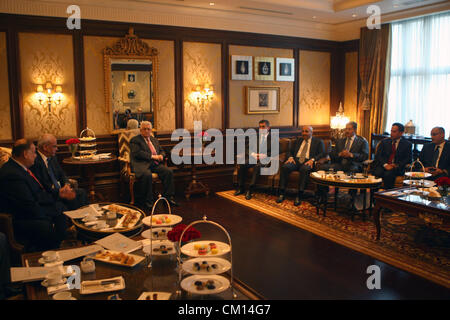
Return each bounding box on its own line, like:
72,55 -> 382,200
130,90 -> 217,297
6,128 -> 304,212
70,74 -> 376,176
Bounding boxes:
254,57 -> 274,81
245,86 -> 280,114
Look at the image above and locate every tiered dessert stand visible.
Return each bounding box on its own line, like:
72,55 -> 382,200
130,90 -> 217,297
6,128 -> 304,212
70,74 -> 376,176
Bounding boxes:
176,216 -> 236,299
404,159 -> 434,189
78,127 -> 97,160
141,196 -> 183,268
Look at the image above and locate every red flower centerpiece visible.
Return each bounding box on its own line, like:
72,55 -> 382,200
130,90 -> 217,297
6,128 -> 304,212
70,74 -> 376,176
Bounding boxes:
435,177 -> 450,196
167,224 -> 201,243
66,138 -> 80,158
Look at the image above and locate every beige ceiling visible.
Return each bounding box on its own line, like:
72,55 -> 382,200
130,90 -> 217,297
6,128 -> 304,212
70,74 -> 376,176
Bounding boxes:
123,0 -> 449,24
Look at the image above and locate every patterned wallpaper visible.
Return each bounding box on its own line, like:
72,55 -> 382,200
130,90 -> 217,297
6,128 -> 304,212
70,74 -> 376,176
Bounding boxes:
183,42 -> 222,130
0,32 -> 12,140
19,33 -> 77,138
229,45 -> 293,128
84,36 -> 175,134
344,52 -> 358,122
299,50 -> 331,126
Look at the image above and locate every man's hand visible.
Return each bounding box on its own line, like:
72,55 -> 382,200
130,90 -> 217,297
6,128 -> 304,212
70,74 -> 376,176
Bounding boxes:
431,168 -> 444,176
285,157 -> 295,164
339,150 -> 353,158
305,159 -> 314,168
59,185 -> 76,200
384,164 -> 395,171
152,154 -> 164,162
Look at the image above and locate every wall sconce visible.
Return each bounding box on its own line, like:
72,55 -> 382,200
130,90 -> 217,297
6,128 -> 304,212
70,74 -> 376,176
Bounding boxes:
330,102 -> 350,140
192,84 -> 214,105
36,81 -> 63,112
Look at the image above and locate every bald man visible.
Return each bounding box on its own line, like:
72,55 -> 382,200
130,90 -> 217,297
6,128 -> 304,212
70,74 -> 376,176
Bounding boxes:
419,127 -> 450,179
277,126 -> 327,206
30,134 -> 88,210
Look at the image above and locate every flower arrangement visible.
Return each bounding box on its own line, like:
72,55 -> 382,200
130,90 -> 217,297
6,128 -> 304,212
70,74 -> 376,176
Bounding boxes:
435,177 -> 450,196
167,224 -> 201,243
197,130 -> 209,142
66,138 -> 80,158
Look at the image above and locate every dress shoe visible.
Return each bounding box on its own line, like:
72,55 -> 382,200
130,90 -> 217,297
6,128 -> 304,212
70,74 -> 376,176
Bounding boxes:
276,195 -> 285,203
234,189 -> 245,196
245,191 -> 252,200
168,197 -> 180,207
294,196 -> 302,206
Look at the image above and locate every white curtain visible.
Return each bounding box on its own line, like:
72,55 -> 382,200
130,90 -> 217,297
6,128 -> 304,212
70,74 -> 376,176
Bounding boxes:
386,11 -> 450,137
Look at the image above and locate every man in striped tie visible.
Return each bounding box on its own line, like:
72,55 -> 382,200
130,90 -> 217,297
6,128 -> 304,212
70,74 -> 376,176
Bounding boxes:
0,139 -> 68,251
130,121 -> 178,210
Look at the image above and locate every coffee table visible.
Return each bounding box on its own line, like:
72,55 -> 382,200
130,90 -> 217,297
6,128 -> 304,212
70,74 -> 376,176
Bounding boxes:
309,172 -> 383,221
20,245 -> 263,300
373,187 -> 450,240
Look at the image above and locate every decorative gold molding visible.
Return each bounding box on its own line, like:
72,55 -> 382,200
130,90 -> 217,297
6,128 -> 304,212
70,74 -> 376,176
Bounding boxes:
103,28 -> 159,131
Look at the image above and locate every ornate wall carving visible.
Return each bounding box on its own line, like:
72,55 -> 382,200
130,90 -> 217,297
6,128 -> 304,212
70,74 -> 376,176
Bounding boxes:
19,33 -> 76,138
299,50 -> 331,126
0,32 -> 12,140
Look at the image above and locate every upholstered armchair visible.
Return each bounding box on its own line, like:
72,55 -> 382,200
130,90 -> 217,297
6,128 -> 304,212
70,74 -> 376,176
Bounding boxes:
117,129 -> 163,204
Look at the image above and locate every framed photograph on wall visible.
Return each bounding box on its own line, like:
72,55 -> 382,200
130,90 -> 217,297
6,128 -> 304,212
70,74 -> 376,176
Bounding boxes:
246,86 -> 280,114
254,57 -> 274,81
276,58 -> 295,81
126,71 -> 136,83
231,55 -> 253,80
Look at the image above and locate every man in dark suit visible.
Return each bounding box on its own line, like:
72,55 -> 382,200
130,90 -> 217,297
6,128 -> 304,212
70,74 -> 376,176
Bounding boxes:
276,126 -> 327,206
30,134 -> 88,210
130,121 -> 178,209
419,127 -> 449,179
235,120 -> 275,200
321,121 -> 369,173
372,123 -> 412,189
0,139 -> 69,251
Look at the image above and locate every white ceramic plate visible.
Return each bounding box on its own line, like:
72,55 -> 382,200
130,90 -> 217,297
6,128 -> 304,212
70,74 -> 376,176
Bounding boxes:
142,214 -> 182,227
141,227 -> 172,240
180,275 -> 230,295
180,240 -> 230,258
137,292 -> 172,300
182,257 -> 231,275
93,250 -> 145,268
405,172 -> 432,178
142,240 -> 176,256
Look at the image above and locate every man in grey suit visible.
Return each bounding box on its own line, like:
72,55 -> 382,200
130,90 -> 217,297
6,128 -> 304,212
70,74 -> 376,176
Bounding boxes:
321,121 -> 369,173
130,121 -> 178,209
276,126 -> 327,206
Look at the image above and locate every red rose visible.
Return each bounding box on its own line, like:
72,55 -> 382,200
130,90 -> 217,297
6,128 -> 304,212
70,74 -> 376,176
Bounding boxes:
435,177 -> 450,187
167,224 -> 201,242
197,131 -> 208,137
65,138 -> 80,145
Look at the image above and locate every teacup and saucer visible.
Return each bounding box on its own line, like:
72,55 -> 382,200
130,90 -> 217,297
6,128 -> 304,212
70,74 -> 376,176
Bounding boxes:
41,271 -> 67,287
38,251 -> 60,265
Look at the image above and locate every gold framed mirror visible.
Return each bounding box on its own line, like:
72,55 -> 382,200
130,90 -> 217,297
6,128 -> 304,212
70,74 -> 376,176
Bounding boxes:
103,27 -> 159,132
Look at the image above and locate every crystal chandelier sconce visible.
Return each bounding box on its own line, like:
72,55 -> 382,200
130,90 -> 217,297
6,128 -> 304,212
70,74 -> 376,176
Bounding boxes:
36,81 -> 63,112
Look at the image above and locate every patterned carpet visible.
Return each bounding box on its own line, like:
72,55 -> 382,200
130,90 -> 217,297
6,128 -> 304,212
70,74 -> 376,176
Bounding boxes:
217,190 -> 450,288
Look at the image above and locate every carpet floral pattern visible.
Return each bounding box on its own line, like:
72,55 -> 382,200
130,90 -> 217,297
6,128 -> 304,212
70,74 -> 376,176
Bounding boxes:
217,190 -> 450,288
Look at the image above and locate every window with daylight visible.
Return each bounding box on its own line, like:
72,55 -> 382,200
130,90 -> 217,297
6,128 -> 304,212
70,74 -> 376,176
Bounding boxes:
385,11 -> 450,137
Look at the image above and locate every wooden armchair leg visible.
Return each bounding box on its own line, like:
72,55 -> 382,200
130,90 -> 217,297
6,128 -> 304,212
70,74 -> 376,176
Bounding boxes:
130,177 -> 135,205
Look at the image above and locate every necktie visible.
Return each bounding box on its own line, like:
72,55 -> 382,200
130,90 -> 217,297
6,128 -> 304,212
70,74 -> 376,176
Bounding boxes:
298,140 -> 309,163
432,145 -> 440,167
146,137 -> 159,165
387,140 -> 397,164
344,138 -> 351,151
47,158 -> 60,190
27,169 -> 43,189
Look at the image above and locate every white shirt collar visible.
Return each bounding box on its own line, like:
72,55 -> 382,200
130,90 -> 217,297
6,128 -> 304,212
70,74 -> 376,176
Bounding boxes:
38,150 -> 49,167
11,158 -> 28,172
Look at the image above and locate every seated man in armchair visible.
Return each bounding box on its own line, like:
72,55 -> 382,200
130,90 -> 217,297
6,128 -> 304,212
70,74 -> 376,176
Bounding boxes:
30,134 -> 88,210
321,121 -> 369,173
276,126 -> 327,206
0,139 -> 68,251
418,126 -> 449,179
372,122 -> 412,189
130,121 -> 178,209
